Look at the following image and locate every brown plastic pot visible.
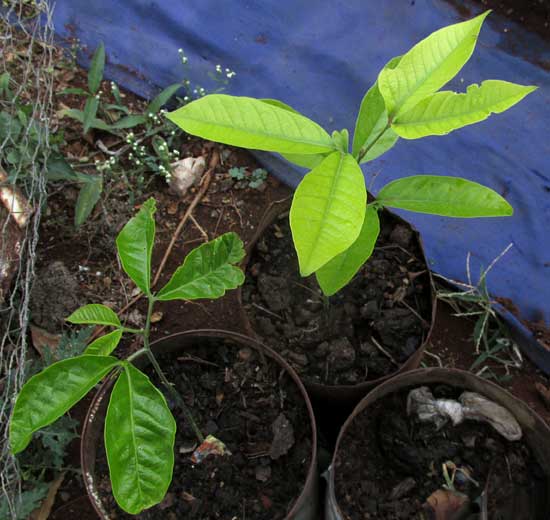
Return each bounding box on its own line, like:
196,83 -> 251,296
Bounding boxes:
326,367 -> 550,519
81,329 -> 318,519
238,198 -> 437,408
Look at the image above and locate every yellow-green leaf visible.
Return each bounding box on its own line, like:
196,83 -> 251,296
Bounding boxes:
392,80 -> 537,139
316,205 -> 380,295
377,175 -> 513,217
167,94 -> 335,155
290,152 -> 366,276
67,304 -> 120,327
85,329 -> 123,356
379,11 -> 490,117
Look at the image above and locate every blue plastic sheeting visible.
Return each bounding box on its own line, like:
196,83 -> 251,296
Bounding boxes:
51,1 -> 550,369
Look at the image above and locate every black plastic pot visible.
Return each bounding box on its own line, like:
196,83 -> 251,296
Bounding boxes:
326,367 -> 550,519
238,198 -> 436,410
81,329 -> 319,519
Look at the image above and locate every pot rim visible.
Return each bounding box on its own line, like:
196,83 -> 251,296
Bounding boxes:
329,366 -> 550,518
237,197 -> 438,394
81,328 -> 318,519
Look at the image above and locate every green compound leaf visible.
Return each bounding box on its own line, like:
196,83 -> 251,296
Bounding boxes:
353,56 -> 401,163
167,94 -> 335,155
379,11 -> 489,118
105,363 -> 176,515
290,152 -> 367,276
316,205 -> 380,296
392,80 -> 537,139
87,42 -> 105,95
67,304 -> 121,327
116,198 -> 156,295
156,232 -> 245,301
376,175 -> 513,217
10,356 -> 119,454
84,329 -> 123,356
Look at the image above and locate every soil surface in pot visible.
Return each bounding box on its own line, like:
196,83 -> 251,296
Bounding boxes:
334,385 -> 548,520
94,337 -> 312,519
242,210 -> 432,386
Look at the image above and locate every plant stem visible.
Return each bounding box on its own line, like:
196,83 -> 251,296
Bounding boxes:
356,121 -> 391,163
141,295 -> 205,443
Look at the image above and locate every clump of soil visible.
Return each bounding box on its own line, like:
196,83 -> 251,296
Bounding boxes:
242,210 -> 432,386
30,261 -> 80,332
94,337 -> 313,519
334,385 -> 548,520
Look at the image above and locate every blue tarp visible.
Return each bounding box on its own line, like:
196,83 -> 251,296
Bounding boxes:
51,0 -> 550,370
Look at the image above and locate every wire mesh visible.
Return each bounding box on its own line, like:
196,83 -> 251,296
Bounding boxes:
0,1 -> 54,517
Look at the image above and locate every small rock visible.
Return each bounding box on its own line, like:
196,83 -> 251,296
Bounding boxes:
150,311 -> 163,323
314,341 -> 330,358
205,420 -> 219,435
269,413 -> 295,459
327,337 -> 356,371
238,347 -> 252,361
287,351 -> 309,367
219,178 -> 234,192
360,300 -> 379,320
255,465 -> 272,482
168,156 -> 206,197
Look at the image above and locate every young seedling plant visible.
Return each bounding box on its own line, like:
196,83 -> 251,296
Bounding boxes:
167,11 -> 536,297
9,198 -> 246,514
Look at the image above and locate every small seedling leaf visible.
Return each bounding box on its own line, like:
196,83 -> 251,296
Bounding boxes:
147,83 -> 182,115
74,174 -> 102,227
84,329 -> 123,356
392,80 -> 537,139
376,175 -> 513,217
88,42 -> 105,95
353,55 -> 400,163
116,198 -> 156,295
105,363 -> 176,514
289,152 -> 367,276
156,232 -> 245,301
167,94 -> 335,155
316,205 -> 380,295
67,304 -> 121,327
83,96 -> 100,134
109,114 -> 147,129
10,356 -> 119,454
378,11 -> 489,117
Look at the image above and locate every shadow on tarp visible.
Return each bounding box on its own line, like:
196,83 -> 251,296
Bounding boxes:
50,0 -> 550,373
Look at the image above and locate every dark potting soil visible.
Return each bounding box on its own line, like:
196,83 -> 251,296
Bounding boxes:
94,337 -> 313,519
242,210 -> 432,386
334,385 -> 548,520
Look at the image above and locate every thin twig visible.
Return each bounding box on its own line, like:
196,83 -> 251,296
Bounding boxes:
251,302 -> 283,321
189,213 -> 208,240
371,337 -> 398,366
153,151 -> 218,287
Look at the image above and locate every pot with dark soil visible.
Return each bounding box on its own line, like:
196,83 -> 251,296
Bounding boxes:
327,367 -> 550,520
81,330 -> 318,519
240,199 -> 435,407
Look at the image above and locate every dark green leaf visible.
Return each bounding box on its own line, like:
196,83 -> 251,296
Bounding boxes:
45,153 -> 79,182
147,83 -> 182,114
109,114 -> 147,129
83,96 -> 100,134
105,363 -> 176,514
116,198 -> 156,295
88,42 -> 105,95
67,304 -> 121,327
62,108 -> 112,131
156,232 -> 245,300
75,174 -> 102,227
10,356 -> 120,454
59,87 -> 89,96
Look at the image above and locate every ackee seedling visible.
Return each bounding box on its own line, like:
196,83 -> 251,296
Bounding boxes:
167,11 -> 536,296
